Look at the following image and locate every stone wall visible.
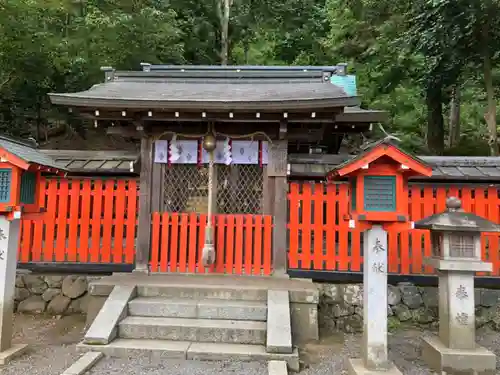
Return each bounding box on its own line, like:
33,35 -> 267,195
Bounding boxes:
15,274 -> 500,336
317,282 -> 500,333
15,274 -> 97,316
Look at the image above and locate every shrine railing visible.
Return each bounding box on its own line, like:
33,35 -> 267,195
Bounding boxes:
149,212 -> 273,275
287,182 -> 500,278
15,175 -> 500,281
17,177 -> 138,272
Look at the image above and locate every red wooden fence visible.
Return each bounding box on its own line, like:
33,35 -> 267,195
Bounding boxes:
150,212 -> 273,275
18,177 -> 138,264
288,182 -> 500,276
16,176 -> 500,278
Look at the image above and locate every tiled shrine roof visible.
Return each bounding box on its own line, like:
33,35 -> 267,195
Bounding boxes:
49,67 -> 359,110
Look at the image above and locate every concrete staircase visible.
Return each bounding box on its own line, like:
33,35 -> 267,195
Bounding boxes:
79,277 -> 300,371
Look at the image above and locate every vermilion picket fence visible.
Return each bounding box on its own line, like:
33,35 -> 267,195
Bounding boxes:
16,176 -> 500,278
18,177 -> 138,264
287,182 -> 500,276
149,212 -> 273,275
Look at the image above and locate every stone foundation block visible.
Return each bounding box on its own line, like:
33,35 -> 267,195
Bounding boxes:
346,358 -> 402,375
422,334 -> 496,375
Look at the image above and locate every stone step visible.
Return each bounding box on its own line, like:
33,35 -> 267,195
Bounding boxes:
118,316 -> 267,345
128,297 -> 267,321
77,339 -> 300,372
136,283 -> 268,301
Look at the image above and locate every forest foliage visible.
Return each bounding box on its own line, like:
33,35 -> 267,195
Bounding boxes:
1,0 -> 500,155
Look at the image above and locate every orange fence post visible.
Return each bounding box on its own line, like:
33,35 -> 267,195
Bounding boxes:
262,215 -> 273,275
19,220 -> 31,263
101,180 -> 115,263
244,215 -> 254,275
325,184 -> 337,270
313,183 -> 324,270
113,180 -> 127,263
55,179 -> 69,262
79,179 -> 92,262
67,179 -> 80,262
287,183 -> 300,269
188,213 -> 199,273
90,180 -> 103,263
233,215 -> 244,274
159,213 -> 171,272
253,215 -> 263,275
178,214 -> 189,273
224,215 -> 235,274
337,183 -> 349,271
125,179 -> 138,264
169,213 -> 179,272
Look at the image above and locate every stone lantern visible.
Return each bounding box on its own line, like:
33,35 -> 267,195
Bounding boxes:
415,196 -> 499,375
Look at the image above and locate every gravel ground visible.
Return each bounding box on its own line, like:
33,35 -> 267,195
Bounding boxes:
4,316 -> 500,375
2,314 -> 86,375
301,326 -> 500,375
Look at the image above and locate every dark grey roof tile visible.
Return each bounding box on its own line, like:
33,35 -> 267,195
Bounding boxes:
84,160 -> 106,169
429,167 -> 444,177
456,166 -> 487,177
50,79 -> 357,110
101,160 -> 122,169
476,167 -> 500,177
66,160 -> 87,169
431,166 -> 464,177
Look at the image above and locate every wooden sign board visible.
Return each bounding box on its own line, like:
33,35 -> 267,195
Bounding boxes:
267,141 -> 288,177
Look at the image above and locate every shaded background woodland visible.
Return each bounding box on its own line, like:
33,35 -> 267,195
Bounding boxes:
1,0 -> 499,155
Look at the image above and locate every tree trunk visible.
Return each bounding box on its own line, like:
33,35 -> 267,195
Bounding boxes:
218,0 -> 232,65
425,83 -> 445,155
243,39 -> 249,64
35,100 -> 42,142
448,85 -> 461,148
483,47 -> 498,155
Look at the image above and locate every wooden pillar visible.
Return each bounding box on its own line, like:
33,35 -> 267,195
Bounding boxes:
262,166 -> 273,215
268,140 -> 288,276
135,135 -> 153,272
151,161 -> 163,212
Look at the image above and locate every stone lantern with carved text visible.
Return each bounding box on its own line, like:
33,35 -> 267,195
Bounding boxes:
415,196 -> 500,375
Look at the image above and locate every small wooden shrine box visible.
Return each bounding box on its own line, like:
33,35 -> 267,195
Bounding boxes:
0,136 -> 65,215
327,138 -> 432,223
